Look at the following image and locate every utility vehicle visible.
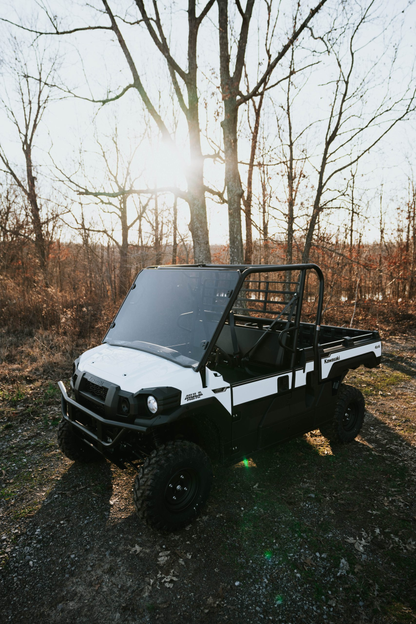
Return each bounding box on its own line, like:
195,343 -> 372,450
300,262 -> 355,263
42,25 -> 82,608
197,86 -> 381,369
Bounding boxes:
58,264 -> 381,531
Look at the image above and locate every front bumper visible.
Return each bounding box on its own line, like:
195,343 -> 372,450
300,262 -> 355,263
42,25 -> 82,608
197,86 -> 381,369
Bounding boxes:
58,380 -> 148,451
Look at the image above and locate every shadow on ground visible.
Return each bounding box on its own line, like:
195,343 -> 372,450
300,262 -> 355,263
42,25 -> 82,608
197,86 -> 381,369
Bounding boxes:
1,396 -> 416,623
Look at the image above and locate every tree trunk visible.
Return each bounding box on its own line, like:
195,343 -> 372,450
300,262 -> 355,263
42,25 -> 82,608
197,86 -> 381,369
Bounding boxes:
348,172 -> 356,300
243,91 -> 265,265
154,192 -> 162,265
24,144 -> 49,284
186,147 -> 211,264
407,182 -> 416,298
260,162 -> 269,265
302,156 -> 327,263
286,138 -> 295,266
119,194 -> 129,295
172,197 -> 178,264
217,0 -> 254,265
186,6 -> 211,264
222,96 -> 244,263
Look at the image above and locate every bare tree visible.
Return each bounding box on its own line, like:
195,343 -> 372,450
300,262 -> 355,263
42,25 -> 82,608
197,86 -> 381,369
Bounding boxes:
0,39 -> 58,283
171,197 -> 178,265
3,0 -> 329,266
242,87 -> 265,264
274,31 -> 309,266
0,180 -> 31,277
59,130 -> 152,296
241,0 -> 275,264
117,0 -> 214,263
405,177 -> 416,299
217,0 -> 329,263
5,1 -> 215,264
299,1 -> 416,262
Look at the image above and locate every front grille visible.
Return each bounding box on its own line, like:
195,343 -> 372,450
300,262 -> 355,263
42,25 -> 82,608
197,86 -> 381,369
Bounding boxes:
79,396 -> 105,416
79,376 -> 108,401
86,381 -> 108,400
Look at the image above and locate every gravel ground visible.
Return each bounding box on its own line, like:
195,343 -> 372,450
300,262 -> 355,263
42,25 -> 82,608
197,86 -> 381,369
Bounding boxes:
1,336 -> 416,623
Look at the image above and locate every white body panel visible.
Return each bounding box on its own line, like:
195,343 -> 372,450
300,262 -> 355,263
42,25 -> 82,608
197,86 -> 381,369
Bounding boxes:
295,361 -> 314,388
232,372 -> 292,407
233,376 -> 277,406
321,341 -> 381,379
78,343 -> 233,413
205,368 -> 232,413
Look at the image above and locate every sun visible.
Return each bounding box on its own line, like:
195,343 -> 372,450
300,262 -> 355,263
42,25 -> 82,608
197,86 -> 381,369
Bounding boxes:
144,139 -> 187,189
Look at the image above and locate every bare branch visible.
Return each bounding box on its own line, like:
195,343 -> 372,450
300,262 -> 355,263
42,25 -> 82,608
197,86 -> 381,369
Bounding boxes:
0,16 -> 112,36
237,0 -> 329,106
22,77 -> 137,105
235,0 -> 245,20
101,0 -> 171,141
233,0 -> 255,87
134,0 -> 187,82
261,61 -> 321,95
203,185 -> 227,204
196,0 -> 216,26
325,90 -> 416,187
78,187 -> 190,203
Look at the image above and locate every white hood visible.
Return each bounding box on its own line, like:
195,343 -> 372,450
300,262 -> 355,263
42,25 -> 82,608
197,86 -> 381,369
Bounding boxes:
78,343 -> 197,394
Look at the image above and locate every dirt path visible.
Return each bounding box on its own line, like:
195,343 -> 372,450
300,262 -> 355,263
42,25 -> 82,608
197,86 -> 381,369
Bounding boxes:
1,336 -> 416,623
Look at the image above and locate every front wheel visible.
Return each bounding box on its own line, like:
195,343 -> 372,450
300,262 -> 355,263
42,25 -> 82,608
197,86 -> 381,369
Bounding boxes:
133,440 -> 212,532
57,419 -> 104,462
319,384 -> 365,444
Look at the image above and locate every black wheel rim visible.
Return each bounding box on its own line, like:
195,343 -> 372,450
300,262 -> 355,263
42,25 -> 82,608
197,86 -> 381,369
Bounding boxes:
342,403 -> 359,432
164,468 -> 199,512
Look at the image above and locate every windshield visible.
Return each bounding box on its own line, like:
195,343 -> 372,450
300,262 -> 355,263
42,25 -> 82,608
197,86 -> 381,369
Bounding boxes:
104,267 -> 240,367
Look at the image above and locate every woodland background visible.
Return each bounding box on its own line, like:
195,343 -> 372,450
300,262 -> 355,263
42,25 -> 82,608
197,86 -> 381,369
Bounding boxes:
1,0 -> 416,341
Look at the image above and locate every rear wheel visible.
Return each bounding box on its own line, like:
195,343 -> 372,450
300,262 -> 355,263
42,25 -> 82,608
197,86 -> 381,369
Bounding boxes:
57,419 -> 104,462
134,440 -> 212,531
319,384 -> 365,444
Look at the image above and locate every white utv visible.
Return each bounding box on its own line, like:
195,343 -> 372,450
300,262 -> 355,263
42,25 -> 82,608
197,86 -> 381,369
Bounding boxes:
58,264 -> 381,531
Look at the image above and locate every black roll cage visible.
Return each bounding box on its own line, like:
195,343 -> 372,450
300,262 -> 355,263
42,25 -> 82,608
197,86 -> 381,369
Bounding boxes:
193,263 -> 324,372
139,263 -> 323,372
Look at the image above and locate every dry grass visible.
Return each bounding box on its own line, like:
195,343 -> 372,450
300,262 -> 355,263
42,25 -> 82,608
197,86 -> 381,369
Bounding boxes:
0,275 -> 117,340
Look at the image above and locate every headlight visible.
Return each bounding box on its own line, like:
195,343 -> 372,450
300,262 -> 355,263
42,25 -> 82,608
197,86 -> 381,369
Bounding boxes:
147,395 -> 158,414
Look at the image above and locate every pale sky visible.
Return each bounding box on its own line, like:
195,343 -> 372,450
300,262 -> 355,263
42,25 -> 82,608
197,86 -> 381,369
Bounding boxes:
0,0 -> 415,248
